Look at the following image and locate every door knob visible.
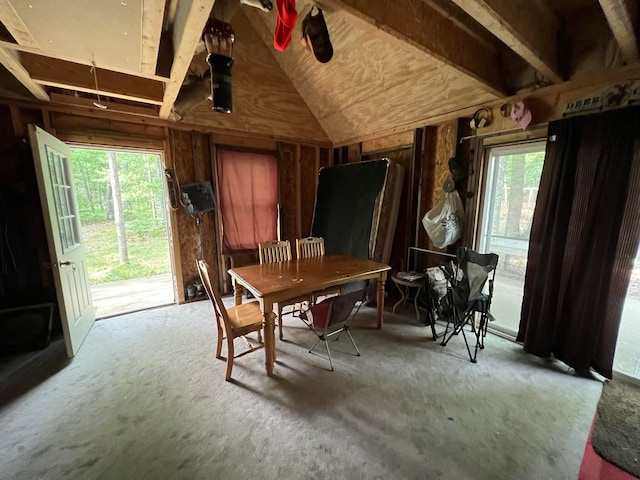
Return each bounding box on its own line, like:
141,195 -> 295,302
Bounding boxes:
53,261 -> 75,269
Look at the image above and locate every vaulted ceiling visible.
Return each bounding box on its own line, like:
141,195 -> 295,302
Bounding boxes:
0,0 -> 636,145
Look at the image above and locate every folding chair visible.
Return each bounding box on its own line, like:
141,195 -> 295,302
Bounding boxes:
440,247 -> 499,363
299,287 -> 366,371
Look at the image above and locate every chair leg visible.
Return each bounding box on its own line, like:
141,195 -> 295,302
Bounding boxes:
325,340 -> 334,371
459,319 -> 476,363
278,306 -> 284,341
225,337 -> 235,381
345,326 -> 361,356
216,326 -> 224,358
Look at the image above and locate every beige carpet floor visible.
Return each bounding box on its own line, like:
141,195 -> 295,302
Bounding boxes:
0,300 -> 603,480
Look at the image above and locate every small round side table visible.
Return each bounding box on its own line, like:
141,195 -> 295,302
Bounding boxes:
391,273 -> 424,323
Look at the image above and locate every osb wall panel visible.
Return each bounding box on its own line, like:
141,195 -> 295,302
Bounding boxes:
169,129 -> 218,301
347,143 -> 361,163
277,142 -> 299,245
180,11 -> 330,144
418,120 -> 458,251
299,145 -> 318,238
213,133 -> 277,151
245,2 -> 496,145
362,131 -> 415,155
319,147 -> 331,171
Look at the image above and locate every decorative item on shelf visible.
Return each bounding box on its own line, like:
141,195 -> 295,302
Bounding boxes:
562,79 -> 640,118
470,108 -> 491,129
510,99 -> 532,129
202,17 -> 235,113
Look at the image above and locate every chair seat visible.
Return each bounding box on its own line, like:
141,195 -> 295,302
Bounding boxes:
227,301 -> 264,333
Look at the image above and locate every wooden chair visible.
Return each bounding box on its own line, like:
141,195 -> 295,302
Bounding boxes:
258,240 -> 309,340
296,236 -> 325,258
197,259 -> 264,381
296,236 -> 342,303
258,240 -> 292,263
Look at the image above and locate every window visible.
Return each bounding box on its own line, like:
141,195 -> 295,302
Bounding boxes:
216,149 -> 278,253
477,141 -> 546,336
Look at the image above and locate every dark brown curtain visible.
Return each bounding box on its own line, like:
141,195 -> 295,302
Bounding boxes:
216,149 -> 278,253
517,107 -> 640,378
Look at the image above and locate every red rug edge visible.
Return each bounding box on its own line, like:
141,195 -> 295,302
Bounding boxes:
578,414 -> 639,480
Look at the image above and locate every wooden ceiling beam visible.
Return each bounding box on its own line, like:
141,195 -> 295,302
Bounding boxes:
598,0 -> 640,63
0,40 -> 170,82
141,0 -> 167,75
21,52 -> 164,105
450,0 -> 562,83
0,47 -> 49,101
321,0 -> 507,97
49,93 -> 160,117
0,0 -> 38,48
159,0 -> 216,119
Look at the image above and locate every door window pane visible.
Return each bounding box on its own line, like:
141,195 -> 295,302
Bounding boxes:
46,146 -> 81,252
477,141 -> 546,335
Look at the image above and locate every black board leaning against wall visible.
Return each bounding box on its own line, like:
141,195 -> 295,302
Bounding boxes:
311,159 -> 388,261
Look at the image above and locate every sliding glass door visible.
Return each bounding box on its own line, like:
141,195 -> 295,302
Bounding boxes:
615,254 -> 640,379
477,141 -> 546,336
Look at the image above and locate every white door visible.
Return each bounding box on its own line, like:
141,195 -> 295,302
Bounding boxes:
29,124 -> 95,357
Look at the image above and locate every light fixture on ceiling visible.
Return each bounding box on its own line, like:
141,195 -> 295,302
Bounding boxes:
90,58 -> 108,109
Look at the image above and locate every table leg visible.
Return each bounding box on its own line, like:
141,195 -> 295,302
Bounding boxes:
377,273 -> 386,329
262,300 -> 276,376
233,280 -> 243,306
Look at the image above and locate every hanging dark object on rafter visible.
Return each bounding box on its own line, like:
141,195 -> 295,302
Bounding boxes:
202,17 -> 235,114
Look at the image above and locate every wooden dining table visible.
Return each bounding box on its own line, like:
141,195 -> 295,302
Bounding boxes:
228,254 -> 391,376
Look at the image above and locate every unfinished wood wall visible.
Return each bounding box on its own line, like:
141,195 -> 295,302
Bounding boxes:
362,136 -> 416,273
0,102 -> 334,305
0,105 -> 55,312
277,142 -> 331,248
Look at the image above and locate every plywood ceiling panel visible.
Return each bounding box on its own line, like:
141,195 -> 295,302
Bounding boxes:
10,0 -> 143,71
180,10 -> 330,144
245,2 -> 497,144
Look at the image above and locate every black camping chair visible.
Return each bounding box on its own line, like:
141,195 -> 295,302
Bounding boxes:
440,247 -> 499,363
299,287 -> 367,371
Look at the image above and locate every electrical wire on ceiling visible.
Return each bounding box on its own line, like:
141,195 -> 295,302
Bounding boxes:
90,57 -> 108,109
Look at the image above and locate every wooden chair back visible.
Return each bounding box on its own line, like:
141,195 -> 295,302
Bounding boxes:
258,240 -> 292,263
197,259 -> 230,335
296,236 -> 325,259
197,259 -> 264,381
